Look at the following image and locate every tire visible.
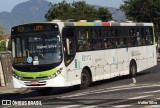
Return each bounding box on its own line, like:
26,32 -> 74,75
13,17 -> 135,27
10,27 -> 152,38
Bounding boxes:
79,69 -> 91,89
36,87 -> 52,95
130,61 -> 137,77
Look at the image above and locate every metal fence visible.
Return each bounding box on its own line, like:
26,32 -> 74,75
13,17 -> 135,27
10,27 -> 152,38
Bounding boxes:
0,51 -> 12,86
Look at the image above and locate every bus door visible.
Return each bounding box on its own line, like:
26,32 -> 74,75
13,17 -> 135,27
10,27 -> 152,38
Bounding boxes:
62,27 -> 77,83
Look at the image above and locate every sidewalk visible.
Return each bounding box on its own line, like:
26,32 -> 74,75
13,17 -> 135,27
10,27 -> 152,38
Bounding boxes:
0,83 -> 18,94
0,83 -> 31,99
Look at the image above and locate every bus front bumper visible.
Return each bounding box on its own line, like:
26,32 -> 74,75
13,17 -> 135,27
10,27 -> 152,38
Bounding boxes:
12,75 -> 66,88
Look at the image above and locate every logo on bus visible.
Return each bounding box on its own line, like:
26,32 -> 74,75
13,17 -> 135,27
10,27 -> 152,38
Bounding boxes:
27,57 -> 33,63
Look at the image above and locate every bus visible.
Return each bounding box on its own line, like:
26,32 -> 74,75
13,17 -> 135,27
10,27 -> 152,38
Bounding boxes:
11,20 -> 157,94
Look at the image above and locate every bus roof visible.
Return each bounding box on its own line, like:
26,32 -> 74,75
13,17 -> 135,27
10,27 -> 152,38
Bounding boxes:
12,21 -> 153,28
64,22 -> 153,27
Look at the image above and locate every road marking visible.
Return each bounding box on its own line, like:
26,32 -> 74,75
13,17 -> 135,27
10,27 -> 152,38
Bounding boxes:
128,95 -> 152,99
114,105 -> 131,108
60,84 -> 160,98
57,105 -> 80,108
107,85 -> 135,89
2,106 -> 12,108
132,77 -> 136,84
139,90 -> 160,94
149,105 -> 160,108
82,106 -> 97,108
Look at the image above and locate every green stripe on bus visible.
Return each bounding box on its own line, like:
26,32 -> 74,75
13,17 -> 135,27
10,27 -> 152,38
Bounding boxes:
14,68 -> 57,79
86,22 -> 94,26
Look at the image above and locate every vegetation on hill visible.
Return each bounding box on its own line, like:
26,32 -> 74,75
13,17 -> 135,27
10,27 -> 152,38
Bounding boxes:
45,0 -> 112,21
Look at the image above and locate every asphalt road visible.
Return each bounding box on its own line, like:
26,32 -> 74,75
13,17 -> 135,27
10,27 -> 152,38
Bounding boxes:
1,62 -> 160,108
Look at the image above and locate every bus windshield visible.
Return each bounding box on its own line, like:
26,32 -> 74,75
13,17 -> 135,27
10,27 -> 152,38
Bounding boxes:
12,33 -> 62,66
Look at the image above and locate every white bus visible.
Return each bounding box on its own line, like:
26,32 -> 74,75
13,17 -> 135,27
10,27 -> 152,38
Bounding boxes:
11,21 -> 157,94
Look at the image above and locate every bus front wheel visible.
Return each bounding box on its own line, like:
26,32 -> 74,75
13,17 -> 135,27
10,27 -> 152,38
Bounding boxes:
130,61 -> 137,77
79,69 -> 91,89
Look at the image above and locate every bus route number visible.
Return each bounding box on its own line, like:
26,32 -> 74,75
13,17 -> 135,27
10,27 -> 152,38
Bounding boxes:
82,55 -> 91,61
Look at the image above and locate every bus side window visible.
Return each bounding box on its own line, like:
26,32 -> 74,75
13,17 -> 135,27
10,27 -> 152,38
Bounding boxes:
136,28 -> 141,45
145,27 -> 153,45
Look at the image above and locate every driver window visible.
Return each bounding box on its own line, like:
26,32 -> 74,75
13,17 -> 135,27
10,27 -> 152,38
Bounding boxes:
62,27 -> 75,66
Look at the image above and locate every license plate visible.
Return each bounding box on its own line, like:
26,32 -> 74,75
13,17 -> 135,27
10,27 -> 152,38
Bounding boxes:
31,80 -> 39,85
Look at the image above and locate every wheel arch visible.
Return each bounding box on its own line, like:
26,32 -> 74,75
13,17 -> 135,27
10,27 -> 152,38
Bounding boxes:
129,59 -> 137,77
82,66 -> 92,82
130,59 -> 137,69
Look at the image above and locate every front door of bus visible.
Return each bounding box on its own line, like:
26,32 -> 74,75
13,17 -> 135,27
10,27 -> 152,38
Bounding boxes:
62,27 -> 76,82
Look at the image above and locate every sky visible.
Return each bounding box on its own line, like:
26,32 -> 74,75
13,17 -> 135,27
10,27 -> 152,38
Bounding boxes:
0,0 -> 124,12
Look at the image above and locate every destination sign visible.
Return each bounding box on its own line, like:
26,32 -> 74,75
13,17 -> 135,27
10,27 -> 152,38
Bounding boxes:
11,23 -> 59,34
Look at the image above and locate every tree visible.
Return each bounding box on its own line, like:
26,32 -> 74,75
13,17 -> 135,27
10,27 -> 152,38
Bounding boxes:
7,39 -> 12,51
98,8 -> 112,21
71,1 -> 99,21
0,26 -> 6,51
0,26 -> 4,40
120,0 -> 160,32
0,41 -> 6,51
45,0 -> 112,22
45,1 -> 74,21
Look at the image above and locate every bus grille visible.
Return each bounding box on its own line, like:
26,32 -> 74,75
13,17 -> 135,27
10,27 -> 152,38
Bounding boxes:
22,76 -> 48,80
24,81 -> 46,86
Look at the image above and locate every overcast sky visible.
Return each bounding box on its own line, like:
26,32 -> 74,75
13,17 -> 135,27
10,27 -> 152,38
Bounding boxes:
0,0 -> 124,12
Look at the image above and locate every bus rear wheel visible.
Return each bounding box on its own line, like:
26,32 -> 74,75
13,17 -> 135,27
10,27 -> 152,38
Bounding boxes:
79,69 -> 91,89
130,61 -> 137,77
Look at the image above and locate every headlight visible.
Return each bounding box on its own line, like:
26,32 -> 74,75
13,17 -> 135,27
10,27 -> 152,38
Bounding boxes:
13,73 -> 22,80
47,67 -> 63,79
57,67 -> 63,74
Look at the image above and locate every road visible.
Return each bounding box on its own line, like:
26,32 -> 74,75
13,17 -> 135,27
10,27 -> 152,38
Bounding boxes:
1,62 -> 160,108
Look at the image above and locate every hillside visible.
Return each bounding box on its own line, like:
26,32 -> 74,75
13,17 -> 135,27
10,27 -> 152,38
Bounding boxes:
0,0 -> 126,33
0,0 -> 49,33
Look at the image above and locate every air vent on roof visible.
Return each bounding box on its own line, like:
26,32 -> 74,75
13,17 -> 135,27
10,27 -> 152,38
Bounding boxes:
126,21 -> 133,23
94,20 -> 102,22
79,20 -> 87,22
52,19 -> 62,22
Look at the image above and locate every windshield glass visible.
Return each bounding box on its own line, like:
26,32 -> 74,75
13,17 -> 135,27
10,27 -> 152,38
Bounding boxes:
12,33 -> 62,65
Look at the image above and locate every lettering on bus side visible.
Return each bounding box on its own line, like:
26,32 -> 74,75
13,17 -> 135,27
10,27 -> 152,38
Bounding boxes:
95,58 -> 102,62
82,55 -> 91,61
131,50 -> 141,56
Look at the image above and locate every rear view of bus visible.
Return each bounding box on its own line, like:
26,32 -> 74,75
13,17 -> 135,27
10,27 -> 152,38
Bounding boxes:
11,23 -> 66,93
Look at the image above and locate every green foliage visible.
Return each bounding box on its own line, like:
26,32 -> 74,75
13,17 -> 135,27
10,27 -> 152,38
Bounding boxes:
120,0 -> 160,31
0,41 -> 6,51
45,0 -> 112,21
0,26 -> 7,51
0,26 -> 4,40
7,39 -> 12,51
98,8 -> 112,21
